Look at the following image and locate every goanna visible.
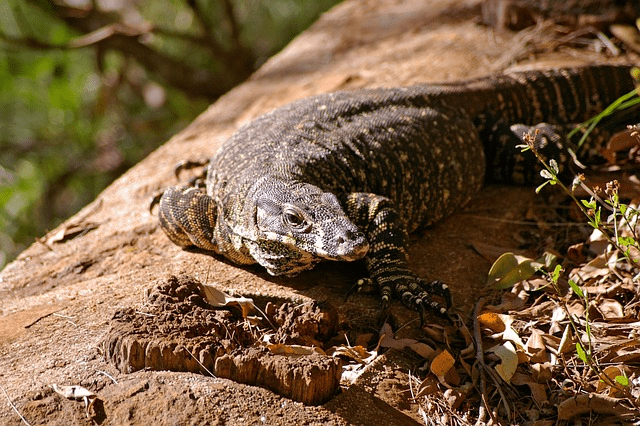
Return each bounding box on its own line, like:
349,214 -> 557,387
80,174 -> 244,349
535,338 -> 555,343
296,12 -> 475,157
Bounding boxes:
157,65 -> 636,316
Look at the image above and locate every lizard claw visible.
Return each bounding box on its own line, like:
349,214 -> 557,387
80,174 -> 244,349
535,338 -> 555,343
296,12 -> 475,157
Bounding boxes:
174,159 -> 210,180
357,274 -> 451,318
394,277 -> 451,318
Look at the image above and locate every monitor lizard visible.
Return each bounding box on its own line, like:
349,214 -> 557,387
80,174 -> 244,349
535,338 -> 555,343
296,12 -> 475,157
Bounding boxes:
156,65 -> 636,317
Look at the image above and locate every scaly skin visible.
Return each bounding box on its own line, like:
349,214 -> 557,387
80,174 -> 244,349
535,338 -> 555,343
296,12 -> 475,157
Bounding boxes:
158,65 -> 636,316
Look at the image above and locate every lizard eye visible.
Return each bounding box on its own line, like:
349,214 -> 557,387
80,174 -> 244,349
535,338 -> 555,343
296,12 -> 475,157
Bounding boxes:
283,208 -> 310,232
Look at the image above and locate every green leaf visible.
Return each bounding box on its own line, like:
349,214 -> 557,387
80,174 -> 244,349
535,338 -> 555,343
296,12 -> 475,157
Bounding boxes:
486,252 -> 538,290
618,236 -> 636,248
615,375 -> 629,387
568,280 -> 584,298
535,181 -> 549,194
551,264 -> 562,284
576,342 -> 588,363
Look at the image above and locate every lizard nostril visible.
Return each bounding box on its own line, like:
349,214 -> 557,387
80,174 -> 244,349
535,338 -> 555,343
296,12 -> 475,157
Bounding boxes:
335,236 -> 345,245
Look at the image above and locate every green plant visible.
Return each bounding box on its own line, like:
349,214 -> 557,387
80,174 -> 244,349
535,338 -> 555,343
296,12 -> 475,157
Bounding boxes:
517,119 -> 640,401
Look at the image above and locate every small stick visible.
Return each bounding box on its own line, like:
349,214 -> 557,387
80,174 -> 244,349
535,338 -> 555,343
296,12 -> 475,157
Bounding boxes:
0,383 -> 31,426
185,347 -> 216,378
473,297 -> 496,426
97,370 -> 118,385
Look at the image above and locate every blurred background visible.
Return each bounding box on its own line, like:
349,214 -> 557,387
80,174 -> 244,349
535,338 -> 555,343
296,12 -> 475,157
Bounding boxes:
0,0 -> 341,268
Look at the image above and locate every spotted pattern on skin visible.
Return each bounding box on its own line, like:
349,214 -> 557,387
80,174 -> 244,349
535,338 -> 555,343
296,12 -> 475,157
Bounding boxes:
157,65 -> 635,317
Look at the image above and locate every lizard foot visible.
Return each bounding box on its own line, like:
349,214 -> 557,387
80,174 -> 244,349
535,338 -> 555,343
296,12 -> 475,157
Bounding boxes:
174,159 -> 210,188
354,276 -> 451,320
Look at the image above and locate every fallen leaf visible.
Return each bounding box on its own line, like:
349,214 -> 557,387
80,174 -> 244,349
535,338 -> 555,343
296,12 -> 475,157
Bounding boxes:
557,325 -> 575,355
267,343 -> 325,356
478,312 -> 524,347
511,372 -> 548,405
486,252 -> 539,289
430,349 -> 455,378
328,344 -> 375,363
530,362 -> 553,383
490,341 -> 518,382
379,323 -> 435,359
52,384 -> 98,420
415,375 -> 439,398
477,312 -> 506,333
596,365 -> 627,397
198,282 -> 255,317
46,222 -> 99,245
52,384 -> 96,399
596,299 -> 625,319
557,393 -> 636,420
443,388 -> 465,410
485,285 -> 528,311
525,329 -> 548,363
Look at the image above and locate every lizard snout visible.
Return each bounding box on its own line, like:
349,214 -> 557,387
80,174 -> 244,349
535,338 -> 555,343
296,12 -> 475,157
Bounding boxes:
329,229 -> 369,261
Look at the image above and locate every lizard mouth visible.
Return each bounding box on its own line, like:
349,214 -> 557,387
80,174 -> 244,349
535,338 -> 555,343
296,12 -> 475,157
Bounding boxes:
316,232 -> 369,262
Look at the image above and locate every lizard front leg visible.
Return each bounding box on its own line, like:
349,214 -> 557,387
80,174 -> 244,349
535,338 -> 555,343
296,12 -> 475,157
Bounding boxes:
158,185 -> 218,251
342,193 -> 452,316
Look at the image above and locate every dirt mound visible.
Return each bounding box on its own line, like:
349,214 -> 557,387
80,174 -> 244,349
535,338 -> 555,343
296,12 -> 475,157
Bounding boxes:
101,274 -> 342,405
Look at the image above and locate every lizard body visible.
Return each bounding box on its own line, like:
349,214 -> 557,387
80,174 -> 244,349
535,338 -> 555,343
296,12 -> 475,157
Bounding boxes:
158,65 -> 636,315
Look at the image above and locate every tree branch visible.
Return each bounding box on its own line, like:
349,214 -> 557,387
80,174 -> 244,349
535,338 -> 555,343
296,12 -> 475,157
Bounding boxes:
22,0 -> 252,100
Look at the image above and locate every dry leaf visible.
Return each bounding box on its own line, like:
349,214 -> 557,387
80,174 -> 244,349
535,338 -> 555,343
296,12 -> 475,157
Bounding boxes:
490,341 -> 518,382
511,372 -> 548,405
596,366 -> 625,395
549,305 -> 567,335
52,384 -> 96,399
46,222 -> 98,245
415,375 -> 439,398
611,348 -> 640,364
557,325 -> 574,355
378,323 -> 435,359
557,393 -> 636,420
478,312 -> 524,347
267,343 -> 325,356
597,299 -> 625,320
52,384 -> 98,420
477,312 -> 506,333
526,329 -> 548,363
485,286 -> 528,311
421,324 -> 445,342
570,253 -> 612,283
198,282 -> 255,317
328,344 -> 375,364
443,388 -> 465,410
530,362 -> 553,383
430,349 -> 455,378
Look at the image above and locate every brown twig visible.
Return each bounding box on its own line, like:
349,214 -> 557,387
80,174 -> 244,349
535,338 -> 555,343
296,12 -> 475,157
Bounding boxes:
23,0 -> 247,100
473,297 -> 495,426
0,383 -> 31,426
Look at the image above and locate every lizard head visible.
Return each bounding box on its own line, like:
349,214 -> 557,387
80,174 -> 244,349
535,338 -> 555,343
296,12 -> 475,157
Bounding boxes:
242,177 -> 369,276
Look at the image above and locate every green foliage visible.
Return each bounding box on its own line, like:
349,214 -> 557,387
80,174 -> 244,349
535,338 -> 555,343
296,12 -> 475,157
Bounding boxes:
486,251 -> 557,290
0,0 -> 341,268
567,87 -> 640,147
517,99 -> 640,399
